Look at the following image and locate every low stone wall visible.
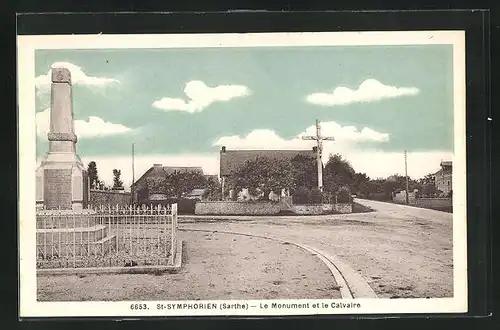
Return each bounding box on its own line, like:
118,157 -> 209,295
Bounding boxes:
335,203 -> 353,214
414,198 -> 452,211
292,203 -> 352,214
195,201 -> 353,215
89,189 -> 131,208
393,197 -> 453,212
291,204 -> 324,215
195,201 -> 281,215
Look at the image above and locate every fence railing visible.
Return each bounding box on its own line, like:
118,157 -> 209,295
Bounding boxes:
36,204 -> 178,270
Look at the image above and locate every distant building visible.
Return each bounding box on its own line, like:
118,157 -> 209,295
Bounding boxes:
432,161 -> 452,195
219,146 -> 317,200
184,188 -> 207,201
131,164 -> 207,203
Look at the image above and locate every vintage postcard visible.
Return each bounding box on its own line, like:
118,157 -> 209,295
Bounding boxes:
18,31 -> 466,318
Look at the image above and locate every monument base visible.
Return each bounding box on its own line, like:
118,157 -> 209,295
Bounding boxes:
36,209 -> 117,259
36,152 -> 89,210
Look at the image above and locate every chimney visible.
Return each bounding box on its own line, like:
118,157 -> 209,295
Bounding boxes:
312,146 -> 318,153
153,164 -> 162,167
221,146 -> 226,153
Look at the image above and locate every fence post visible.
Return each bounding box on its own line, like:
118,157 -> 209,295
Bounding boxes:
170,203 -> 178,265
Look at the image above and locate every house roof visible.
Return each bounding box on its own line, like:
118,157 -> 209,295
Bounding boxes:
432,161 -> 453,176
185,188 -> 206,197
440,161 -> 452,167
220,148 -> 316,176
132,165 -> 204,187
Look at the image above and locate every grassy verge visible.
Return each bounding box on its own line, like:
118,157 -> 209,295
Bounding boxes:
352,202 -> 374,213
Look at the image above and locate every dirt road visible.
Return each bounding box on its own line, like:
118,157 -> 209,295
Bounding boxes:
181,199 -> 454,298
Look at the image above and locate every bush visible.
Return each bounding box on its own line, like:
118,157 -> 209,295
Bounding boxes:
336,186 -> 352,203
293,186 -> 310,204
310,187 -> 323,204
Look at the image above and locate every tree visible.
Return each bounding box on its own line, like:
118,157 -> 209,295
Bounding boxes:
291,155 -> 317,189
323,154 -> 356,194
87,161 -> 99,188
293,186 -> 310,204
309,187 -> 323,204
230,156 -> 295,200
203,176 -> 222,201
419,173 -> 435,186
353,172 -> 370,196
336,186 -> 352,203
160,171 -> 207,199
383,175 -> 406,198
422,183 -> 437,197
112,169 -> 124,190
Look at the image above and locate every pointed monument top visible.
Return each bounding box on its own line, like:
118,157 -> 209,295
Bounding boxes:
51,67 -> 72,84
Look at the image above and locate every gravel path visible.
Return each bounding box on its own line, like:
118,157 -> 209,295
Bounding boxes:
37,231 -> 341,301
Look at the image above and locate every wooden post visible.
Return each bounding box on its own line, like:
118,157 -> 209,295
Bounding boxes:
221,176 -> 225,201
405,149 -> 409,205
131,143 -> 135,205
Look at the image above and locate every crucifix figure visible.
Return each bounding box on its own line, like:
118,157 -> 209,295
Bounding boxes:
301,119 -> 335,192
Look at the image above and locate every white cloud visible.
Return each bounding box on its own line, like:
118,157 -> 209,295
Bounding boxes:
306,79 -> 420,106
35,61 -> 120,96
152,80 -> 251,113
36,108 -> 131,139
211,121 -> 452,178
35,154 -> 220,190
214,129 -> 308,150
213,121 -> 389,151
298,121 -> 389,143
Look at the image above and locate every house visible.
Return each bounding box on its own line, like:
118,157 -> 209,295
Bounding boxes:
131,164 -> 206,203
184,188 -> 207,201
432,161 -> 452,195
219,146 -> 317,200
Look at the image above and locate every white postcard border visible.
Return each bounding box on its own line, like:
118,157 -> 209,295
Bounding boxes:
17,31 -> 467,317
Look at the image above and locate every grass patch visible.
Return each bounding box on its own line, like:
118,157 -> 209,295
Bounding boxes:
352,202 -> 374,213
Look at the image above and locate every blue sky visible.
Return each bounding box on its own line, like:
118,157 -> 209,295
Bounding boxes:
35,45 -> 454,187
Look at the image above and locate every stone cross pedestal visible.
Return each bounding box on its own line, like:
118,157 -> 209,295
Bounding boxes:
36,68 -> 89,210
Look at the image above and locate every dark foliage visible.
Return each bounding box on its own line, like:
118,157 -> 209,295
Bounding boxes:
309,187 -> 323,204
336,186 -> 352,203
293,186 -> 310,204
112,169 -> 124,189
87,161 -> 99,188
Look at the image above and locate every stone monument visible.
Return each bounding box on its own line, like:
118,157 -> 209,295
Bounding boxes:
36,68 -> 89,210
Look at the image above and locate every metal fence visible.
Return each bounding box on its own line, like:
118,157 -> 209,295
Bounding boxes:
36,204 -> 178,270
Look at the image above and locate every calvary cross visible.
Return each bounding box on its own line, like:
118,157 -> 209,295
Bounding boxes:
301,119 -> 335,192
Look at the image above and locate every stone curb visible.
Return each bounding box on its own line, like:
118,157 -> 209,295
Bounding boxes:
304,246 -> 378,299
290,243 -> 353,299
37,239 -> 183,276
180,228 -> 377,299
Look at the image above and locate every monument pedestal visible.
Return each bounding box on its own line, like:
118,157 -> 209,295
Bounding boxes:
36,156 -> 89,210
35,67 -> 89,210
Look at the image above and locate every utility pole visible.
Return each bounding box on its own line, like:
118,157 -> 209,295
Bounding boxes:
301,119 -> 335,192
405,149 -> 409,205
131,143 -> 135,205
